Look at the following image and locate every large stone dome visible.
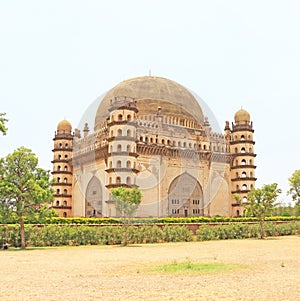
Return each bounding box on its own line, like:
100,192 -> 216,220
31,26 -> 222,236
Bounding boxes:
94,76 -> 204,130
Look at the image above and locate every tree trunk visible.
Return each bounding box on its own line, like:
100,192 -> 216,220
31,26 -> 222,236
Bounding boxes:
19,217 -> 26,250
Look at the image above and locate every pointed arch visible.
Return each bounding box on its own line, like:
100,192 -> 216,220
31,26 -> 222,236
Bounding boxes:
85,176 -> 102,217
168,172 -> 203,217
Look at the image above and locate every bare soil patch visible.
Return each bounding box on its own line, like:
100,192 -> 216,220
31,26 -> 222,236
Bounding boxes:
1,236 -> 299,301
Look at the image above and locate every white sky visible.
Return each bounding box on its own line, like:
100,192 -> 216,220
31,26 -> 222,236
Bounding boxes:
1,0 -> 299,203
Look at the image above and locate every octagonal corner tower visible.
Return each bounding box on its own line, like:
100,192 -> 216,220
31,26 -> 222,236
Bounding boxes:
94,76 -> 204,131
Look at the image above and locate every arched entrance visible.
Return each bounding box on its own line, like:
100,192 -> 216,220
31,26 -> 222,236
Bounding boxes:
168,172 -> 203,217
85,176 -> 102,217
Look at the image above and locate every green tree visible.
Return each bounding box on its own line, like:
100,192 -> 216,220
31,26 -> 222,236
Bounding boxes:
288,170 -> 300,214
111,187 -> 142,245
0,147 -> 54,249
245,183 -> 281,238
0,112 -> 8,135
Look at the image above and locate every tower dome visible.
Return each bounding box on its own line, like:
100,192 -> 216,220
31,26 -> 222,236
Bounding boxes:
94,76 -> 204,130
234,109 -> 250,124
57,119 -> 72,133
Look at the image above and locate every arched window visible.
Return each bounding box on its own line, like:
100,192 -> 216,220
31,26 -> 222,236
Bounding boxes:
117,144 -> 122,152
63,189 -> 67,195
236,172 -> 239,178
241,159 -> 246,165
126,160 -> 131,168
65,155 -> 68,160
117,160 -> 121,168
203,144 -> 206,150
56,189 -> 60,194
57,165 -> 61,171
127,144 -> 130,152
58,155 -> 61,160
64,166 -> 68,171
249,159 -> 253,165
249,147 -> 252,153
236,185 -> 239,190
235,147 -> 238,153
64,177 -> 67,183
162,139 -> 165,145
242,196 -> 247,203
127,129 -> 131,137
241,135 -> 245,141
56,200 -> 59,206
116,177 -> 121,184
145,137 -> 148,143
242,172 -> 247,178
242,184 -> 247,191
126,177 -> 131,185
140,136 -> 143,142
59,143 -> 62,149
117,129 -> 122,136
189,143 -> 192,148
118,114 -> 123,121
241,147 -> 246,153
110,130 -> 114,136
110,145 -> 113,152
63,200 -> 67,206
65,143 -> 68,148
183,142 -> 186,148
250,171 -> 253,177
236,210 -> 240,217
127,114 -> 131,121
63,212 -> 67,218
178,141 -> 181,147
150,138 -> 153,143
57,177 -> 61,183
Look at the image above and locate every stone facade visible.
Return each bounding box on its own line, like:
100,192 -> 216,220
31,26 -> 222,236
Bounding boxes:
51,76 -> 256,218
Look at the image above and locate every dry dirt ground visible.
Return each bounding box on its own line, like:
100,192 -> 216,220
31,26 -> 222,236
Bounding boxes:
0,236 -> 299,301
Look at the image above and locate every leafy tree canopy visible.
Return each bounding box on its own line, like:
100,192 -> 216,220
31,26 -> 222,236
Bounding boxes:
0,147 -> 54,249
245,183 -> 281,238
111,187 -> 142,218
0,112 -> 8,135
288,169 -> 300,206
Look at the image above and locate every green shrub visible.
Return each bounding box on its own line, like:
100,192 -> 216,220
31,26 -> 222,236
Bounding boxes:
1,222 -> 299,247
196,222 -> 300,241
163,225 -> 193,242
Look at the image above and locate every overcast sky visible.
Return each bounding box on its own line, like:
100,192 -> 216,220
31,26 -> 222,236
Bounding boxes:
1,0 -> 299,203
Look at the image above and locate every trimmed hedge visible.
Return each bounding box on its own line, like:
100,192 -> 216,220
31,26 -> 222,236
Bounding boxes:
196,222 -> 300,241
0,225 -> 193,248
1,222 -> 299,248
39,216 -> 300,225
2,216 -> 300,225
